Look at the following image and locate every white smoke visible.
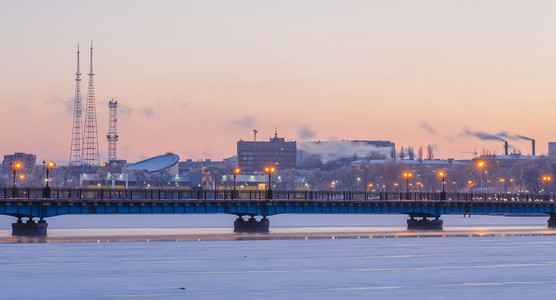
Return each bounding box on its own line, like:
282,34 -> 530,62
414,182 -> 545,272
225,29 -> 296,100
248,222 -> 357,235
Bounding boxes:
299,141 -> 393,163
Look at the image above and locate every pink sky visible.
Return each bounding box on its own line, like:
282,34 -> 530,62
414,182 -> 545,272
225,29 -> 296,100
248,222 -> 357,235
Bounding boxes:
1,1 -> 556,164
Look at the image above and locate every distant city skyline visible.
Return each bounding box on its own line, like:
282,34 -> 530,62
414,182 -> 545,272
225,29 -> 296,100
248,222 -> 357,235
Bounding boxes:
2,1 -> 556,164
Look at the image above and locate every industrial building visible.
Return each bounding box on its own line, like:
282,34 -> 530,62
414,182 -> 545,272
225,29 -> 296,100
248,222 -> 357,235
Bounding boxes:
237,131 -> 296,174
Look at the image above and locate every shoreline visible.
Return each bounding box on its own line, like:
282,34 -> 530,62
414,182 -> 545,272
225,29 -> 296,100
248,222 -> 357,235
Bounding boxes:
1,226 -> 555,244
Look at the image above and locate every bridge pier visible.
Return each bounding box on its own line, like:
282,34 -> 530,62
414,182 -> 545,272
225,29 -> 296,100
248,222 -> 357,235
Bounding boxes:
234,215 -> 270,233
12,217 -> 48,236
407,215 -> 443,230
548,214 -> 556,228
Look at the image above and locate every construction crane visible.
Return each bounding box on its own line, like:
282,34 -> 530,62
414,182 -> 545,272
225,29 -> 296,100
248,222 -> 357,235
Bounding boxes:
462,148 -> 478,157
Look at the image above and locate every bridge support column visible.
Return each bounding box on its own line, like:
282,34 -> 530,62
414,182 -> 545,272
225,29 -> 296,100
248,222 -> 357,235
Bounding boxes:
548,214 -> 556,228
12,218 -> 48,236
234,216 -> 269,233
407,215 -> 443,230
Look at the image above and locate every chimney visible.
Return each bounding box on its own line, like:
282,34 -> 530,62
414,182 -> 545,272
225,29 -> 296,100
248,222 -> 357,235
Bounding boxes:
532,140 -> 536,156
504,141 -> 508,156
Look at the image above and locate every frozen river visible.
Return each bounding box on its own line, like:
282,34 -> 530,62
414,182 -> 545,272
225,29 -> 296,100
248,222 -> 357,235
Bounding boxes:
1,214 -> 556,299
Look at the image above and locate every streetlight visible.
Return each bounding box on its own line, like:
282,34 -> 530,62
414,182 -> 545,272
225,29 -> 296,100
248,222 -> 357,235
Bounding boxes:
232,167 -> 240,199
543,176 -> 551,198
43,161 -> 55,198
403,172 -> 413,193
438,171 -> 446,200
477,160 -> 485,192
9,162 -> 22,198
499,178 -> 505,193
264,166 -> 276,199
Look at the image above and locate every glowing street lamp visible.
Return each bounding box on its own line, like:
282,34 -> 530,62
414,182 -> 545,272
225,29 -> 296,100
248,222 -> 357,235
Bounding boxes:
9,162 -> 22,198
43,161 -> 55,188
403,172 -> 413,193
543,176 -> 551,196
438,171 -> 446,192
43,161 -> 55,198
264,166 -> 276,199
438,171 -> 446,200
232,167 -> 240,199
477,160 -> 485,192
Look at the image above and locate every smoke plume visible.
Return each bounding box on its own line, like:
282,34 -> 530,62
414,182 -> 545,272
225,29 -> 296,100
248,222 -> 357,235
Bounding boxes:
464,128 -> 505,141
464,128 -> 533,142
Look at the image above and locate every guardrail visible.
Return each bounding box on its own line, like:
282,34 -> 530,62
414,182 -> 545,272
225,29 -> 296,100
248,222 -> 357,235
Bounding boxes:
0,187 -> 554,202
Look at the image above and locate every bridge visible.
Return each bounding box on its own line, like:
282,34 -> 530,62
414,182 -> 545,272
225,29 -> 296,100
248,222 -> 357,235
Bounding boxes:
1,187 -> 556,236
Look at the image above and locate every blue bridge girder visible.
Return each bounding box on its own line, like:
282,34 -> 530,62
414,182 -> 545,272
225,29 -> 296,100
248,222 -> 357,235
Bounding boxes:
0,187 -> 555,219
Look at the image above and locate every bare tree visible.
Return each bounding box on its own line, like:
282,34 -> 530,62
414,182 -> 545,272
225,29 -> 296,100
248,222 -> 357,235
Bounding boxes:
407,146 -> 415,160
427,144 -> 434,160
418,146 -> 423,162
365,151 -> 387,160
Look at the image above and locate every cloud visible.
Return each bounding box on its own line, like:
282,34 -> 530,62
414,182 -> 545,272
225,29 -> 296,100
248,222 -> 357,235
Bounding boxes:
139,108 -> 154,117
298,125 -> 316,140
231,116 -> 255,128
420,122 -> 436,135
117,102 -> 133,119
44,97 -> 73,115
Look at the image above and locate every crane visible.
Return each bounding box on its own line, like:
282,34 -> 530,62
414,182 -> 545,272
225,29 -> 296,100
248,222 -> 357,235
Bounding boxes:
461,148 -> 478,157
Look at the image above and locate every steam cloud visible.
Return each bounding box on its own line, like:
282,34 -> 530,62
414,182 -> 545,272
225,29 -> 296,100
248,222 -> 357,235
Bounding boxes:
299,141 -> 393,163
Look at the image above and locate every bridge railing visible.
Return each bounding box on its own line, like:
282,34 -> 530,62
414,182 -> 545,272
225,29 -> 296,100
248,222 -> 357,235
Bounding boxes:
0,187 -> 553,203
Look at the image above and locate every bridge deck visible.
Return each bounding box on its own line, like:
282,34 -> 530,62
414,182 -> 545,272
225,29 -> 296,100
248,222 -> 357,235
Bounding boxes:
3,188 -> 556,235
0,187 -> 554,219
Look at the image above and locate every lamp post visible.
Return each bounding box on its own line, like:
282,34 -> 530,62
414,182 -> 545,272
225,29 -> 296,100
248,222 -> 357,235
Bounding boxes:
477,160 -> 485,192
403,172 -> 412,198
499,178 -> 505,193
438,171 -> 446,200
43,161 -> 55,198
9,162 -> 22,198
232,167 -> 240,199
543,176 -> 551,200
264,166 -> 276,199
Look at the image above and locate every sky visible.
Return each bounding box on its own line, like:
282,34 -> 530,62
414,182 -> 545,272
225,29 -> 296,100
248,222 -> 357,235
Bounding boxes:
2,0 -> 556,164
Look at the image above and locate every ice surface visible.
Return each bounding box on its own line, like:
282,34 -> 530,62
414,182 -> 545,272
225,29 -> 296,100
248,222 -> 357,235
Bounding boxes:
2,236 -> 556,299
1,214 -> 555,299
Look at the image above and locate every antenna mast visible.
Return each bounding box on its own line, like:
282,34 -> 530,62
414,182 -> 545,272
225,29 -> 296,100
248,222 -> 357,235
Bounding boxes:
82,41 -> 100,167
69,44 -> 83,167
107,98 -> 119,162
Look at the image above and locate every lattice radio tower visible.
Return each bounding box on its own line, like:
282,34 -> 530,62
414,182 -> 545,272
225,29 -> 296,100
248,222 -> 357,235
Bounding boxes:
69,44 -> 83,167
107,98 -> 119,162
82,41 -> 100,167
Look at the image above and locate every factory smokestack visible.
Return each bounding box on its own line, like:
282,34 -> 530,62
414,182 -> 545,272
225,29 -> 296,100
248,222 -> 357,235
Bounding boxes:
532,140 -> 536,156
504,141 -> 508,156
